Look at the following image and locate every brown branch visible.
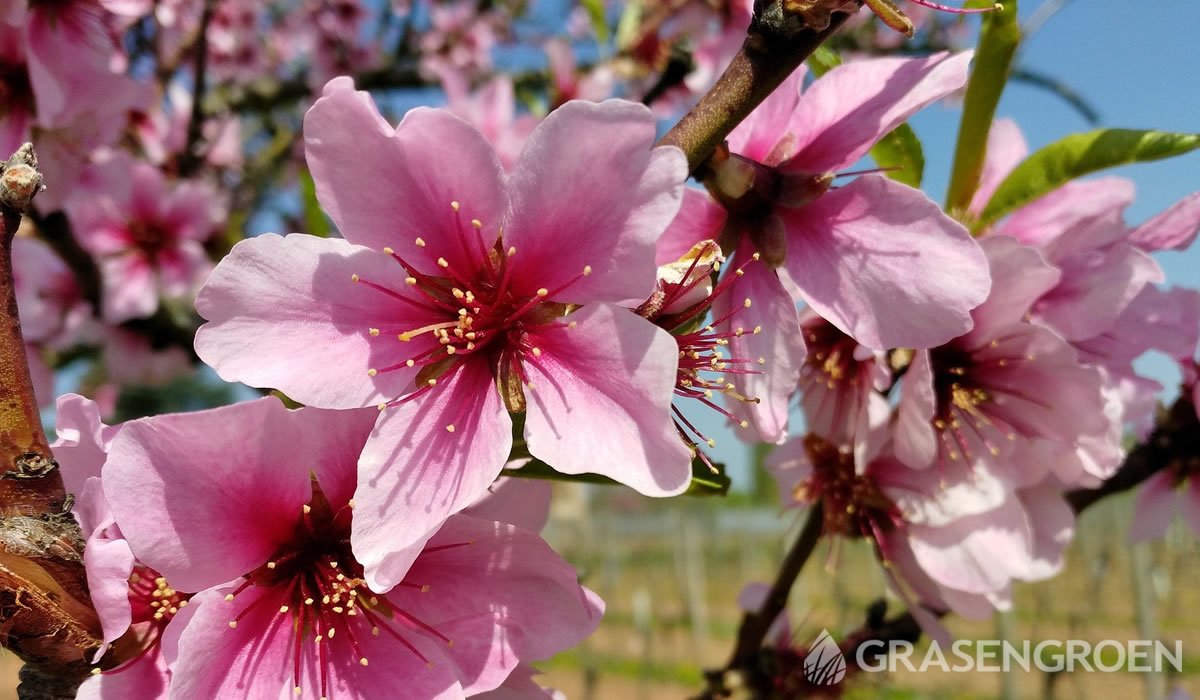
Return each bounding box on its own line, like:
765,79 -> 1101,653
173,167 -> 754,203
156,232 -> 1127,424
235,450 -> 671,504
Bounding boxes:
0,146 -> 101,695
178,0 -> 218,177
656,2 -> 855,174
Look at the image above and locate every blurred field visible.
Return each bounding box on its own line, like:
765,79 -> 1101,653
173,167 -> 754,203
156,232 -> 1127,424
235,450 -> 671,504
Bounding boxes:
1,488 -> 1196,699
535,487 -> 1200,700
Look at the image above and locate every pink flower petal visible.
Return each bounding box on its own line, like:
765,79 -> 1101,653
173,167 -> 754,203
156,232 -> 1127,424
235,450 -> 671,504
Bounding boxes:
782,176 -> 990,350
196,234 -> 440,408
353,358 -> 512,592
84,534 -> 136,645
969,118 -> 1028,216
388,515 -> 603,688
783,52 -> 971,174
998,177 -> 1135,249
1019,485 -> 1073,580
908,497 -> 1032,594
51,393 -> 117,496
964,236 -> 1060,343
1129,470 -> 1180,542
304,77 -> 506,273
655,188 -> 727,265
172,588 -> 463,699
103,398 -> 376,592
1034,243 -> 1163,341
893,350 -> 938,469
713,244 -> 804,443
77,644 -> 169,700
504,100 -> 686,305
465,477 -> 553,534
726,67 -> 804,164
522,304 -> 692,497
1128,191 -> 1200,252
98,254 -> 157,323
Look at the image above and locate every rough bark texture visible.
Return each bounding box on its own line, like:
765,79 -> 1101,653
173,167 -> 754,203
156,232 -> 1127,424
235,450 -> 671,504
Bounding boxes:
0,146 -> 101,697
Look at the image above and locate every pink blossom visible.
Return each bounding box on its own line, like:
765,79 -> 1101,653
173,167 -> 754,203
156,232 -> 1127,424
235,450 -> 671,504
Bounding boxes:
797,309 -> 890,469
11,235 -> 89,347
437,68 -> 536,170
545,39 -> 614,106
715,52 -> 988,350
893,236 -> 1108,480
102,397 -> 603,698
419,0 -> 497,80
196,78 -> 692,590
132,83 -> 242,170
768,431 -> 1074,621
66,151 -> 221,323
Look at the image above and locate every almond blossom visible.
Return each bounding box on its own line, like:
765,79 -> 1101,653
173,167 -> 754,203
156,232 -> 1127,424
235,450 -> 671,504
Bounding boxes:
195,77 -> 692,590
659,53 -> 990,442
102,397 -> 603,699
66,150 -> 222,323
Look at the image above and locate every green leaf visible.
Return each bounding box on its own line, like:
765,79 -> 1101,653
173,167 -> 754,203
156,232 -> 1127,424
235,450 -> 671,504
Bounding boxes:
977,129 -> 1200,228
870,123 -> 925,188
580,0 -> 610,44
806,45 -> 841,78
944,0 -> 1020,214
806,47 -> 924,188
502,455 -> 730,497
299,169 -> 330,238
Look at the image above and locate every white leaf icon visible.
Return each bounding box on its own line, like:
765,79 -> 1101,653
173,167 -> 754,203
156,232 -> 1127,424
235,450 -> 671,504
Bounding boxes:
803,629 -> 847,686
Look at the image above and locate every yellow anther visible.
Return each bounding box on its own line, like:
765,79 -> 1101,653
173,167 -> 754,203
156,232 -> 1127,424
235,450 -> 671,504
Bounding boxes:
437,257 -> 449,268
405,277 -> 417,285
367,369 -> 378,376
450,201 -> 460,212
415,237 -> 426,247
470,219 -> 482,229
536,288 -> 549,297
582,265 -> 592,275
507,246 -> 516,256
351,274 -> 360,282
383,247 -> 394,255
228,621 -> 238,629
446,424 -> 456,433
368,327 -> 380,336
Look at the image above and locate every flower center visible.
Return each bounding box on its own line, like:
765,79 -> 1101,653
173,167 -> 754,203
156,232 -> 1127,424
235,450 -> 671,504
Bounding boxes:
927,339 -> 1030,463
352,201 -> 591,414
127,220 -> 173,260
639,243 -> 764,469
795,434 -> 901,541
222,483 -> 466,699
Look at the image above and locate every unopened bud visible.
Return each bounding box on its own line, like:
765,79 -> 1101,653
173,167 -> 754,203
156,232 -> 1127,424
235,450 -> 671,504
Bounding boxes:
1,144 -> 44,212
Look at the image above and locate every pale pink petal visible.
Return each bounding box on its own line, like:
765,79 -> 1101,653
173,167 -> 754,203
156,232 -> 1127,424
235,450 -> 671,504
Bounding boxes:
893,350 -> 938,469
1128,192 -> 1200,252
1019,485 -> 1073,580
172,587 -> 463,699
51,393 -> 116,496
764,438 -> 812,508
782,176 -> 990,350
998,177 -> 1135,248
522,304 -> 692,497
98,254 -> 158,323
304,77 -> 506,273
726,67 -> 804,164
77,645 -> 169,700
387,515 -> 602,688
465,477 -> 553,533
969,118 -> 1028,216
84,534 -> 137,645
103,399 -> 376,592
908,498 -> 1032,594
783,52 -> 972,174
504,100 -> 686,305
353,358 -> 512,592
1034,244 -> 1163,341
196,234 -> 439,408
655,188 -> 728,265
713,244 -> 803,443
1129,470 -> 1180,542
966,236 -> 1060,342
